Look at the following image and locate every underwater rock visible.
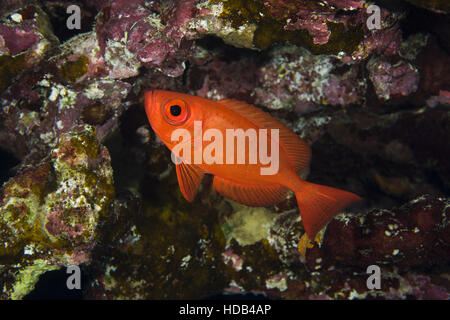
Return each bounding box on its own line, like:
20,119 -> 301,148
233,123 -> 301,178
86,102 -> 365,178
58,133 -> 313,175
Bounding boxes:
189,0 -> 260,50
0,5 -> 57,56
0,74 -> 131,161
367,56 -> 419,101
0,4 -> 59,92
404,0 -> 450,14
54,31 -> 108,83
191,53 -> 262,102
253,45 -> 366,110
199,195 -> 449,300
413,38 -> 450,106
0,5 -> 130,163
84,153 -> 231,299
304,195 -> 450,270
190,0 -> 403,60
95,0 -> 196,78
52,80 -> 132,141
427,90 -> 450,107
0,125 -> 114,299
190,32 -> 428,111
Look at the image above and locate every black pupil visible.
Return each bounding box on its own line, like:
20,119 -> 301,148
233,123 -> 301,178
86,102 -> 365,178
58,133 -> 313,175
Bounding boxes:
170,105 -> 182,116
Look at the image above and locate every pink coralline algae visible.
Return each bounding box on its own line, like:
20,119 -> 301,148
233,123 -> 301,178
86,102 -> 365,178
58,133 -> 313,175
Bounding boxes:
367,57 -> 420,101
222,250 -> 244,272
0,5 -> 59,92
0,5 -> 58,55
192,56 -> 261,102
0,24 -> 41,56
349,9 -> 403,62
253,46 -> 366,109
95,0 -> 197,78
427,90 -> 450,107
264,0 -> 364,45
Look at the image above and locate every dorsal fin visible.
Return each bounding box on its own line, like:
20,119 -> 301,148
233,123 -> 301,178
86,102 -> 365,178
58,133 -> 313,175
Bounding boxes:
217,99 -> 311,173
213,176 -> 287,207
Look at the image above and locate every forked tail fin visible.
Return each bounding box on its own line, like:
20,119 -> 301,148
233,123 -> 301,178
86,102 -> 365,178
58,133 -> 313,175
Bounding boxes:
295,181 -> 362,239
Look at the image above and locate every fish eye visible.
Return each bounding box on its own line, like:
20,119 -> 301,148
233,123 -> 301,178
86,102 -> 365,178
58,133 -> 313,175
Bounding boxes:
170,105 -> 182,117
162,99 -> 189,125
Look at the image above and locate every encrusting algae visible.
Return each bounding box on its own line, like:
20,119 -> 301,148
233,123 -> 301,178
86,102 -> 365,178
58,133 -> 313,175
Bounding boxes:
59,55 -> 90,83
216,0 -> 364,53
0,125 -> 115,299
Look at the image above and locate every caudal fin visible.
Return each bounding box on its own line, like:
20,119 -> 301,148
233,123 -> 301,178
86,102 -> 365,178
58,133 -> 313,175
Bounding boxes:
295,181 -> 362,239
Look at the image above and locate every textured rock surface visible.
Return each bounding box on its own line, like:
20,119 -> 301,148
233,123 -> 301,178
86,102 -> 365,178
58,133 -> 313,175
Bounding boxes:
0,126 -> 114,299
0,0 -> 449,300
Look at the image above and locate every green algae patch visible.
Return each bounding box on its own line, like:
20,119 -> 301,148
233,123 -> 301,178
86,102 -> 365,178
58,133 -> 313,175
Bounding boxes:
54,126 -> 101,168
312,21 -> 365,55
216,0 -> 364,54
60,55 -> 89,82
0,53 -> 27,92
0,163 -> 58,265
254,18 -> 364,54
69,130 -> 100,160
217,0 -> 267,28
10,259 -> 60,300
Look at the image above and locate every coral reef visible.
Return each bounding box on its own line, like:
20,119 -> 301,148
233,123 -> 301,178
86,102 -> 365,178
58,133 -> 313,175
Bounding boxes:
95,0 -> 198,78
0,0 -> 449,300
0,126 -> 114,299
0,5 -> 58,92
253,45 -> 367,109
304,195 -> 449,270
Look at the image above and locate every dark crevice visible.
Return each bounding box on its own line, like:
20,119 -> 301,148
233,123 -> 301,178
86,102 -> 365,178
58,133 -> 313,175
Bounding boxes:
103,104 -> 149,193
0,148 -> 20,187
41,1 -> 98,43
23,266 -> 89,300
196,35 -> 269,62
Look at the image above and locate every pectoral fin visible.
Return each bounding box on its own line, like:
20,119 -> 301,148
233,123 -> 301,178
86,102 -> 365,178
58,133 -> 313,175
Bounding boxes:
175,161 -> 205,202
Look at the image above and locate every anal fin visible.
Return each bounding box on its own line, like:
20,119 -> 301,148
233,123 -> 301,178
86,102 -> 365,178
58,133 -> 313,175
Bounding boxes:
213,176 -> 287,207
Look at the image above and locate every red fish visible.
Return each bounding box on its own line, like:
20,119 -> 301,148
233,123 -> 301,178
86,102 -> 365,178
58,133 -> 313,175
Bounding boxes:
145,90 -> 362,243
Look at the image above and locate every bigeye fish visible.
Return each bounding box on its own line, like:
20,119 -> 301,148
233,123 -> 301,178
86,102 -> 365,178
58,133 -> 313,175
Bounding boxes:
145,90 -> 362,249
